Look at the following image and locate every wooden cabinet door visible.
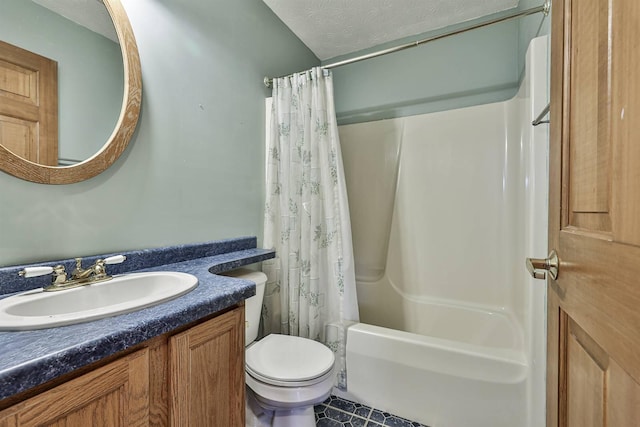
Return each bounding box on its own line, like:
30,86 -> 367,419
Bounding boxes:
169,307 -> 244,427
0,40 -> 58,166
547,0 -> 640,425
0,349 -> 149,427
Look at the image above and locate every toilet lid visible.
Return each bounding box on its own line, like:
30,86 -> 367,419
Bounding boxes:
245,334 -> 335,384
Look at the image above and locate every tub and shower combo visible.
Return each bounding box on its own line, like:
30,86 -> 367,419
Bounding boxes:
336,37 -> 549,427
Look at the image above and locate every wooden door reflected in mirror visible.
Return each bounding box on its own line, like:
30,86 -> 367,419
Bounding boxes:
0,0 -> 141,184
0,40 -> 58,166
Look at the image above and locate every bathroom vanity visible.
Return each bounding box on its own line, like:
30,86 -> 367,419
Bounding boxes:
0,307 -> 243,426
0,237 -> 274,426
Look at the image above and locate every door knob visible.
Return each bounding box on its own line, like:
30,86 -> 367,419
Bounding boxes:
526,250 -> 559,280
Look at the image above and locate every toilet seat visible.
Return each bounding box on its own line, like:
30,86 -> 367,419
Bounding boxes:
246,334 -> 335,387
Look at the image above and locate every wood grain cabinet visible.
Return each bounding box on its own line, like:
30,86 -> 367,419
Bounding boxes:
0,306 -> 244,427
169,307 -> 244,427
0,349 -> 150,427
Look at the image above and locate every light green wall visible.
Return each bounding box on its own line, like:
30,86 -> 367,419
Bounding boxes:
0,0 -> 318,266
0,0 -> 550,266
327,17 -> 520,125
0,0 -> 124,162
327,2 -> 551,125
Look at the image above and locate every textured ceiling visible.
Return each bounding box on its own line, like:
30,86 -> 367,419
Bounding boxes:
31,0 -> 118,43
263,0 -> 520,60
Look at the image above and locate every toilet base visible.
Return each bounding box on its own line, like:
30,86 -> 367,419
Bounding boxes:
272,407 -> 315,427
245,388 -> 318,427
246,391 -> 273,427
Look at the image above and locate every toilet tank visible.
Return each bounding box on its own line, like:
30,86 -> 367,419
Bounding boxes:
221,268 -> 267,346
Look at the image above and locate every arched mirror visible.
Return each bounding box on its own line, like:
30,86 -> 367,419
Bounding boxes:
0,0 -> 141,184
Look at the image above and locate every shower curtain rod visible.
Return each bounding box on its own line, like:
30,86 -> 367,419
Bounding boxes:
264,0 -> 550,88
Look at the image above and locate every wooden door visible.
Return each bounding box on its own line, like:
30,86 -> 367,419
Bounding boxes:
0,349 -> 149,427
547,0 -> 640,425
169,307 -> 245,427
0,40 -> 58,166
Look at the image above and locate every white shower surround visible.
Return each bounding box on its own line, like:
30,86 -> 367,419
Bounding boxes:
336,36 -> 549,427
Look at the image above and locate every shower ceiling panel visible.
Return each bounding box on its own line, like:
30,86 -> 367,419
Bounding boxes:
262,0 -> 520,60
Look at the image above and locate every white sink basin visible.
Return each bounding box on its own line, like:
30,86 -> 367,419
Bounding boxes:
0,271 -> 198,331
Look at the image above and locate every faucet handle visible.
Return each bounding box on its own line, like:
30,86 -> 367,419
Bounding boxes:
20,265 -> 67,287
104,255 -> 126,265
19,266 -> 54,278
91,255 -> 126,280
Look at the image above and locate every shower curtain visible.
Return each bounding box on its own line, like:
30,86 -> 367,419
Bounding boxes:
262,67 -> 359,389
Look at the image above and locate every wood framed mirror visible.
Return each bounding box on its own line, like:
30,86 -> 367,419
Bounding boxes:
0,0 -> 141,184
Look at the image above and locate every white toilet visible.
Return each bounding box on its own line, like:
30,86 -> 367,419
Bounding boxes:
223,269 -> 335,427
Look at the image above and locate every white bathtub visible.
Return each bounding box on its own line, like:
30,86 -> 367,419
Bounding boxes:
336,36 -> 549,427
342,309 -> 528,427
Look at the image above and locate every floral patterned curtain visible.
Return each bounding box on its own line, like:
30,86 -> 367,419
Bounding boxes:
262,67 -> 359,389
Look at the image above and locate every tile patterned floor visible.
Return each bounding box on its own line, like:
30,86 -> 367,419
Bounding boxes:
314,396 -> 428,427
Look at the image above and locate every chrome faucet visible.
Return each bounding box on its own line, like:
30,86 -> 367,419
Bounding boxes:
19,255 -> 126,292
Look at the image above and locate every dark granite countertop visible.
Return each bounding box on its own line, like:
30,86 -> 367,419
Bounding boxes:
0,237 -> 275,402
